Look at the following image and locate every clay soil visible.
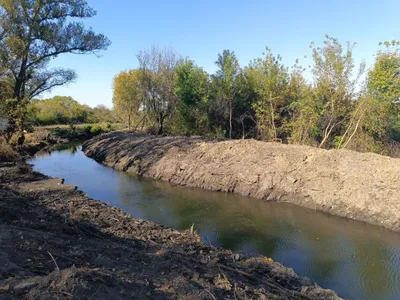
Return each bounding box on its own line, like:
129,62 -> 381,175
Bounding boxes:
0,160 -> 340,299
83,132 -> 400,232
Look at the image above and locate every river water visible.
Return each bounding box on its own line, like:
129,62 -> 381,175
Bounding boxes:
29,143 -> 400,300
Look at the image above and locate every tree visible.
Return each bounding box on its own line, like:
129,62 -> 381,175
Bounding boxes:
112,70 -> 142,129
339,43 -> 400,151
247,49 -> 289,141
173,58 -> 209,135
29,96 -> 92,125
367,43 -> 400,142
0,0 -> 110,143
287,64 -> 319,145
212,50 -> 240,139
232,70 -> 257,139
137,46 -> 179,134
368,41 -> 400,102
92,104 -> 115,123
311,36 -> 365,148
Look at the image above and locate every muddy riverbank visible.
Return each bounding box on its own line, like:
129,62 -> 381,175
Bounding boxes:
0,160 -> 339,299
83,132 -> 400,232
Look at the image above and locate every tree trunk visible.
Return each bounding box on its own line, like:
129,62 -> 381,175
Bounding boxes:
241,118 -> 245,139
11,76 -> 25,145
133,113 -> 147,132
229,101 -> 232,139
128,113 -> 131,130
17,118 -> 25,145
319,124 -> 335,148
270,100 -> 276,140
342,117 -> 362,149
158,113 -> 164,135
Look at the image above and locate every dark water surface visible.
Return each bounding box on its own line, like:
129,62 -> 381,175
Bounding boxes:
29,143 -> 400,300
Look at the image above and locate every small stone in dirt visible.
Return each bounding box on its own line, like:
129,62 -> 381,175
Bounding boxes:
192,273 -> 200,281
213,274 -> 232,291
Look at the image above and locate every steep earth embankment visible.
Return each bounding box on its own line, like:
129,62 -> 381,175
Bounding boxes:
83,132 -> 400,232
0,162 -> 339,299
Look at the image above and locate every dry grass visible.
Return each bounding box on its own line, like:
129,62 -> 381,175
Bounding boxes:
24,127 -> 51,144
0,136 -> 19,162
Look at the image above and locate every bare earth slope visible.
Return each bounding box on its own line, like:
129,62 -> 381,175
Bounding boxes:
0,162 -> 339,300
83,132 -> 400,232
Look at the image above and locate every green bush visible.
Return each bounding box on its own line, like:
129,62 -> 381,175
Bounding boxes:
90,125 -> 102,136
83,124 -> 92,134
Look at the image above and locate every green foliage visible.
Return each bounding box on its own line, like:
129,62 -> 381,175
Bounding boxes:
83,124 -> 93,134
286,66 -> 320,145
27,96 -> 115,126
29,96 -> 89,125
112,69 -> 143,129
311,36 -> 365,148
368,50 -> 400,101
367,46 -> 400,142
136,46 -> 180,134
332,136 -> 343,148
211,50 -> 241,138
104,37 -> 400,156
172,59 -> 210,135
0,0 -> 110,144
247,49 -> 289,141
90,125 -> 102,136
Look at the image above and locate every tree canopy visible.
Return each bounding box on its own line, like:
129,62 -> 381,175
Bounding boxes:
28,96 -> 116,125
0,0 -> 110,143
111,38 -> 400,156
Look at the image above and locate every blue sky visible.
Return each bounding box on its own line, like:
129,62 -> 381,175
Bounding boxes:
47,0 -> 400,108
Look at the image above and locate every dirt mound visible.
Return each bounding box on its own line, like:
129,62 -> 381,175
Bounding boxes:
83,132 -> 400,232
0,162 -> 339,299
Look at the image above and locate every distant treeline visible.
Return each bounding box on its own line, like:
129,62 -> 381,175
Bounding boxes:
27,96 -> 117,125
112,37 -> 400,155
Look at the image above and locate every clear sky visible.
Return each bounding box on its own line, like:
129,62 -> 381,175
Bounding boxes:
47,0 -> 400,108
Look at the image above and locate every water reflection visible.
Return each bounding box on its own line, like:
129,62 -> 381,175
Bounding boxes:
35,141 -> 82,157
29,145 -> 400,300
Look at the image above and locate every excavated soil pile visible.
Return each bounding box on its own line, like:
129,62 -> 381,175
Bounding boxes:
0,161 -> 339,299
83,132 -> 400,232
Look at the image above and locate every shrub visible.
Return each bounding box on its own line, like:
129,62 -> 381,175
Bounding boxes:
90,125 -> 102,136
24,128 -> 50,144
69,124 -> 76,132
83,124 -> 92,134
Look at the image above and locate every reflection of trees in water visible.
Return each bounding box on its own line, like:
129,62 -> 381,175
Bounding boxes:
35,143 -> 79,158
34,150 -> 51,157
70,145 -> 78,154
50,141 -> 82,153
114,177 -> 400,299
348,241 -> 400,299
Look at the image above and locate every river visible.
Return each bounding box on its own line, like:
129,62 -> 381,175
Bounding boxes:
29,143 -> 400,300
